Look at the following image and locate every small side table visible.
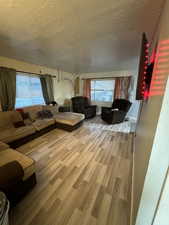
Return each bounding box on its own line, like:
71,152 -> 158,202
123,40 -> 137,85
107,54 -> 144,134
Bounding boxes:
59,105 -> 71,112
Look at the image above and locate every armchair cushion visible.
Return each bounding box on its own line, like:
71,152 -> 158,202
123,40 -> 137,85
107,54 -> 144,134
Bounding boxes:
101,106 -> 112,112
112,99 -> 131,111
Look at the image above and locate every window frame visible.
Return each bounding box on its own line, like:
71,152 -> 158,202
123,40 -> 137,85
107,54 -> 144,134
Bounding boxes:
15,72 -> 45,108
91,79 -> 115,102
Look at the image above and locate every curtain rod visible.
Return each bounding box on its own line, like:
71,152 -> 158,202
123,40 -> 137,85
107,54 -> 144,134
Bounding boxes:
81,76 -> 132,80
16,70 -> 56,78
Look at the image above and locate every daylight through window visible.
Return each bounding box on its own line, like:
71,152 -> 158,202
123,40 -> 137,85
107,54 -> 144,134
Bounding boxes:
15,73 -> 45,108
91,79 -> 115,102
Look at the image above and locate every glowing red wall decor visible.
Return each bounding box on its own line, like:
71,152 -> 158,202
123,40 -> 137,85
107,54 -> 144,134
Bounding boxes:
149,39 -> 169,97
136,34 -> 169,99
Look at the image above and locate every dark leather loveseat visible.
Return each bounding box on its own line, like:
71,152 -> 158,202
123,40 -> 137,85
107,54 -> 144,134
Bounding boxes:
101,99 -> 131,124
71,96 -> 97,119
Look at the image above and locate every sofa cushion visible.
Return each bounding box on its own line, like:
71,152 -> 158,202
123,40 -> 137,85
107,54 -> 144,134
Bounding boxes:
0,142 -> 9,152
54,112 -> 85,126
0,126 -> 36,143
37,110 -> 53,119
43,105 -> 58,115
24,118 -> 33,126
32,118 -> 55,131
0,111 -> 23,130
16,109 -> 30,120
0,149 -> 35,180
11,111 -> 23,123
23,105 -> 43,121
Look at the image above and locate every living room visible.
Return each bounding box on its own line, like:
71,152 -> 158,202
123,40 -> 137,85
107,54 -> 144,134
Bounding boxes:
0,1 -> 169,225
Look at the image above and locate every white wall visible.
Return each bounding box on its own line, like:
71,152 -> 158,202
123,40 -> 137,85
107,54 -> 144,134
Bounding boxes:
53,75 -> 74,104
0,56 -> 75,105
153,169 -> 169,225
135,78 -> 169,225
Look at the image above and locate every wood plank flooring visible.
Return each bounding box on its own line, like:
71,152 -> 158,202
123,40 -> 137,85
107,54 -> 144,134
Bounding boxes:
10,118 -> 133,225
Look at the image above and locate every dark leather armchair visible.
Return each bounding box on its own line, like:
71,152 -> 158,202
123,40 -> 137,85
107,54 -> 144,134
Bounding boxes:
101,99 -> 132,124
71,96 -> 97,119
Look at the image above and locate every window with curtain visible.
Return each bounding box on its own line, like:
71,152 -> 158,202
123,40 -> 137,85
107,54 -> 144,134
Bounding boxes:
15,73 -> 45,108
91,79 -> 115,102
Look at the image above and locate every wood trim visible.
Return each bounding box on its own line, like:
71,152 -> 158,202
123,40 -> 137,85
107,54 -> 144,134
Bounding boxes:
82,76 -> 132,80
0,66 -> 56,78
17,70 -> 56,78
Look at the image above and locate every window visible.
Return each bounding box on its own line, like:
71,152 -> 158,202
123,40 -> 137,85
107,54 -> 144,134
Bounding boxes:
91,79 -> 115,102
15,73 -> 45,108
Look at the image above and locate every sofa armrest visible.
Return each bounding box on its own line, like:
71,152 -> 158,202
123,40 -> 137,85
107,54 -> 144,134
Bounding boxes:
111,110 -> 127,123
0,142 -> 9,152
85,105 -> 97,109
0,161 -> 24,189
101,106 -> 112,114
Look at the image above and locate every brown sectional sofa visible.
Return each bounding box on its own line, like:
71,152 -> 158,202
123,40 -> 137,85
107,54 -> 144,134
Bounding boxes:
0,105 -> 85,148
0,141 -> 9,151
22,105 -> 56,131
44,105 -> 85,131
0,147 -> 36,181
0,141 -> 36,205
0,111 -> 36,144
0,105 -> 84,204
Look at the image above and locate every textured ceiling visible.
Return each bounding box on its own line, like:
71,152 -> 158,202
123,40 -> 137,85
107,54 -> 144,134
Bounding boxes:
0,0 -> 165,73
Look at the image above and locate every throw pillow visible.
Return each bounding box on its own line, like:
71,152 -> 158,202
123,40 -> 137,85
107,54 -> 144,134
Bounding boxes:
13,121 -> 26,128
43,110 -> 53,118
37,110 -> 53,119
22,112 -> 30,120
37,111 -> 45,119
16,109 -> 30,120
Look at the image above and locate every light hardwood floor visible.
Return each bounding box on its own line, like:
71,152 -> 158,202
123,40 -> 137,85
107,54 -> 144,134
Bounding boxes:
11,118 -> 133,225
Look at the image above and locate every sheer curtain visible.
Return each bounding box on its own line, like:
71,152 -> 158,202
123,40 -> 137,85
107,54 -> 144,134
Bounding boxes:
115,76 -> 131,99
0,67 -> 16,111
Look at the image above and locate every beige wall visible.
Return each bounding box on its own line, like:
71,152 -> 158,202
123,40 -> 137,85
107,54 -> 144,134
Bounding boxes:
133,0 -> 169,223
0,56 -> 75,105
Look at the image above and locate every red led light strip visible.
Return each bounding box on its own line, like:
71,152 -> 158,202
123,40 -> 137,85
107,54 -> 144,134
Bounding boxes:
149,39 -> 169,97
142,43 -> 150,99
